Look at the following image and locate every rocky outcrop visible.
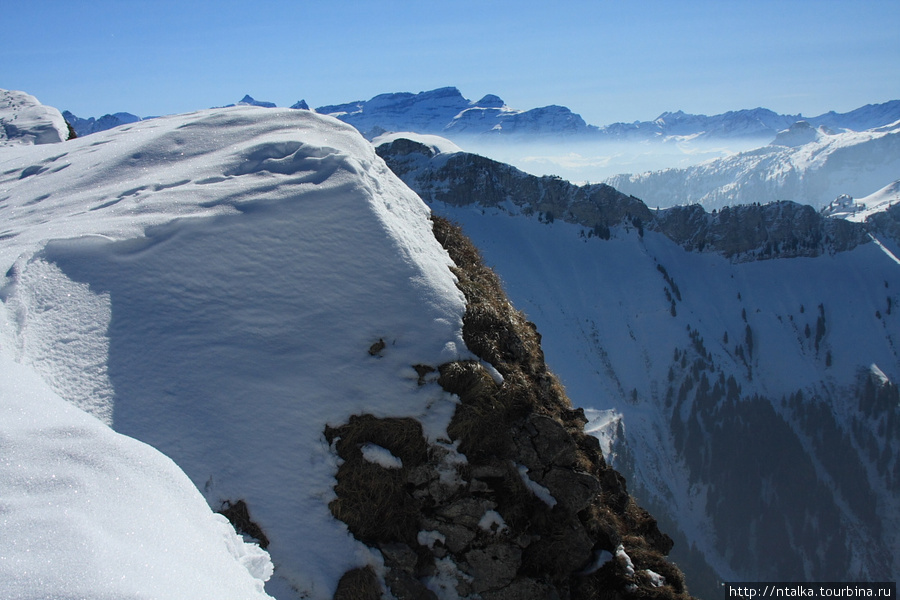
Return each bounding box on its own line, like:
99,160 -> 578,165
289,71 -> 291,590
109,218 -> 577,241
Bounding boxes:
379,139 -> 652,232
656,201 -> 868,259
866,201 -> 900,247
377,138 -> 869,261
326,216 -> 693,599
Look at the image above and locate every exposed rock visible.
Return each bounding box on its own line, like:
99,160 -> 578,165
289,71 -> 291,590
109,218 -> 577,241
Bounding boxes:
867,201 -> 900,247
217,499 -> 270,549
380,544 -> 438,600
463,543 -> 522,593
542,467 -> 601,513
481,577 -> 560,600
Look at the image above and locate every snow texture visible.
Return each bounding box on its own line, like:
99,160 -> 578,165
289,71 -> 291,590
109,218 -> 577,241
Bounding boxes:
361,443 -> 404,469
0,102 -> 472,598
1,89 -> 69,146
516,463 -> 557,507
477,509 -> 508,534
0,355 -> 274,600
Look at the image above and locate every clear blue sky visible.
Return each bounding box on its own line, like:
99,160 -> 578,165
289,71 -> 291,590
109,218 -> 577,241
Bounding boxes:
2,0 -> 898,125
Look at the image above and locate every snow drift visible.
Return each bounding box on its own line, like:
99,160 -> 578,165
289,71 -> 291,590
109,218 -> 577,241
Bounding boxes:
0,102 -> 473,597
1,89 -> 70,146
0,355 -> 274,600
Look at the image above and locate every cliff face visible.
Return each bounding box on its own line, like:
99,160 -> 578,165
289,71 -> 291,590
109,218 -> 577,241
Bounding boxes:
378,138 -> 869,261
329,216 -> 694,600
866,201 -> 900,247
656,201 -> 867,259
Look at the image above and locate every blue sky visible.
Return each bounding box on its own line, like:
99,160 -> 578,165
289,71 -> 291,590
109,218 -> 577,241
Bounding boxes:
3,0 -> 898,125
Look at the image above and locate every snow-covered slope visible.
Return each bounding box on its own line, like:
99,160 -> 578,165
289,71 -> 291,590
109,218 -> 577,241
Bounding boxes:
1,89 -> 70,146
829,179 -> 900,224
438,209 -> 900,594
378,136 -> 900,597
0,355 -> 274,599
605,121 -> 900,210
0,105 -> 473,598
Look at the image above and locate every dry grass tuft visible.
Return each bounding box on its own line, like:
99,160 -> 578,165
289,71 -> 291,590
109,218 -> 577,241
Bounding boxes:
326,414 -> 428,468
326,414 -> 428,545
217,499 -> 270,549
333,566 -> 381,600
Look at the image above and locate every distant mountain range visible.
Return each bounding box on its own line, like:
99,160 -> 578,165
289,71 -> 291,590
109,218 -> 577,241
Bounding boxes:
58,89 -> 900,211
596,101 -> 900,142
605,120 -> 900,210
60,87 -> 900,144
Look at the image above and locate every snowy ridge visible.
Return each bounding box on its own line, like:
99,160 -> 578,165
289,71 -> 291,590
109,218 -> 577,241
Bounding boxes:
0,105 -> 473,598
604,121 -> 900,210
1,89 -> 70,146
596,100 -> 900,142
377,137 -> 869,262
835,179 -> 900,223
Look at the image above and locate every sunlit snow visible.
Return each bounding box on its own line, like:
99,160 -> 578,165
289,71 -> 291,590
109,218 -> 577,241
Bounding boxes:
0,99 -> 473,598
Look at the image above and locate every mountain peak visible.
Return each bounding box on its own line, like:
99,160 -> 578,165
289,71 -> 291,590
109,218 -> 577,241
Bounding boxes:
770,120 -> 822,147
474,93 -> 505,108
237,95 -> 276,108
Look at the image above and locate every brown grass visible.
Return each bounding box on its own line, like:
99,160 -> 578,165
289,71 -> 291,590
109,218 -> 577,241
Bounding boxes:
326,415 -> 428,545
333,566 -> 381,600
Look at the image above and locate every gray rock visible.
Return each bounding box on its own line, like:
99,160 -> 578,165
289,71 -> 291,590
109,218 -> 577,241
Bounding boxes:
542,467 -> 601,513
529,415 -> 578,468
464,543 -> 522,593
480,577 -> 561,600
437,498 -> 496,528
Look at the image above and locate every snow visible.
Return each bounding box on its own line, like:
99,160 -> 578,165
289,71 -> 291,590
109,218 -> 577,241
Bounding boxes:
578,549 -> 613,575
616,544 -> 636,577
867,233 -> 900,266
1,89 -> 69,146
372,131 -> 464,155
0,354 -> 274,600
842,179 -> 900,223
644,569 -> 666,587
515,463 -> 557,507
425,556 -> 473,600
583,408 -> 624,458
361,443 -> 404,469
417,529 -> 447,550
605,121 -> 900,209
0,103 -> 473,598
477,509 -> 508,534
